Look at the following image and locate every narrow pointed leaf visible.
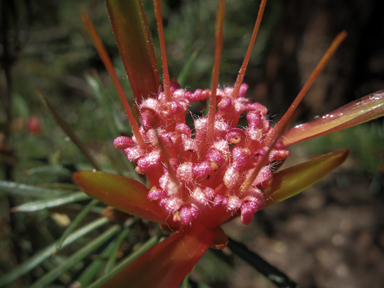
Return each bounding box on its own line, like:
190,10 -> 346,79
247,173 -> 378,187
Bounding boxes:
25,164 -> 72,177
0,180 -> 67,198
0,217 -> 109,286
283,89 -> 384,146
177,49 -> 199,87
105,221 -> 133,273
100,225 -> 215,288
11,192 -> 91,212
38,90 -> 100,170
30,224 -> 121,288
262,149 -> 349,208
86,73 -> 120,136
40,259 -> 72,284
75,241 -> 116,288
73,171 -> 166,223
88,235 -> 159,288
181,274 -> 190,288
105,0 -> 160,104
49,203 -> 104,216
55,199 -> 100,253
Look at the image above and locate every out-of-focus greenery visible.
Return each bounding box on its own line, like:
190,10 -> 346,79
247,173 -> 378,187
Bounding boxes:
301,122 -> 384,175
296,122 -> 384,196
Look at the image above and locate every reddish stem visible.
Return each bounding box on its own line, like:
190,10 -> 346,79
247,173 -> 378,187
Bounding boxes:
206,0 -> 225,148
154,0 -> 172,102
240,31 -> 347,195
232,0 -> 267,99
265,31 -> 348,146
82,14 -> 146,150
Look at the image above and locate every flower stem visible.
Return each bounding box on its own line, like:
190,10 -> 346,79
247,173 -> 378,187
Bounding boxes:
82,14 -> 146,150
206,0 -> 225,148
240,31 -> 347,195
232,0 -> 267,99
265,31 -> 348,146
154,0 -> 172,102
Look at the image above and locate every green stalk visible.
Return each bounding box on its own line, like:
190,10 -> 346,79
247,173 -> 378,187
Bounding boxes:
30,224 -> 121,288
55,199 -> 100,253
88,235 -> 159,288
0,217 -> 109,286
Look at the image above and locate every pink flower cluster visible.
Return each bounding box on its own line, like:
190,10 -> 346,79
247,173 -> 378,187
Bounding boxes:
114,80 -> 290,227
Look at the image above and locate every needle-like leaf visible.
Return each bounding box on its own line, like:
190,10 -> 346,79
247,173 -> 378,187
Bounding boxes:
104,221 -> 133,273
88,235 -> 159,288
177,49 -> 199,88
0,217 -> 109,286
30,224 -> 121,288
54,199 -> 100,254
37,90 -> 101,170
0,180 -> 67,198
85,73 -> 121,136
11,192 -> 91,212
24,164 -> 72,177
74,241 -> 116,288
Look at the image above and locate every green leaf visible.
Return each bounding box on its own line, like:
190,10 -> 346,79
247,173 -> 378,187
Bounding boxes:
283,89 -> 384,146
88,235 -> 159,288
105,0 -> 160,104
262,149 -> 349,208
227,237 -> 301,288
104,220 -> 134,273
177,49 -> 199,87
13,94 -> 29,118
75,241 -> 116,287
24,164 -> 72,177
0,180 -> 67,198
11,192 -> 91,212
197,283 -> 213,288
38,90 -> 101,170
0,217 -> 109,286
97,224 -> 215,288
181,273 -> 190,288
86,73 -> 122,136
55,199 -> 100,253
73,170 -> 167,223
40,258 -> 72,284
30,224 -> 121,288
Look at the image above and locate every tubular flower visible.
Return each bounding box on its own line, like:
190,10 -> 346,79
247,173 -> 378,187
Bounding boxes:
74,0 -> 384,287
114,81 -> 288,228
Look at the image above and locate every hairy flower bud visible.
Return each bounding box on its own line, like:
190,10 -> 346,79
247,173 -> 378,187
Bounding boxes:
114,80 -> 289,227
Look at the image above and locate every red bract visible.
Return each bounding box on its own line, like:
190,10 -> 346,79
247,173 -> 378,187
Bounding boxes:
74,0 -> 384,287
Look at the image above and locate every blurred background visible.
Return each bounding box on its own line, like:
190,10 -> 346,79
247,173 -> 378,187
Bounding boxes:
1,0 -> 383,287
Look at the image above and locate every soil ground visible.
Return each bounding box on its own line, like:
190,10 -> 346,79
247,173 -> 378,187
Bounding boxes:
222,170 -> 384,288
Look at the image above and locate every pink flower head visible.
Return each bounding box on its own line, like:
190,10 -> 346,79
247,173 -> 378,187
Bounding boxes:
114,81 -> 289,227
74,1 -> 384,287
